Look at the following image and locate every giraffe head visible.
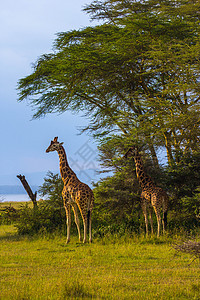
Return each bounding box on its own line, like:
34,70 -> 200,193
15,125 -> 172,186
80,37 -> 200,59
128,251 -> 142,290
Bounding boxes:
46,137 -> 64,153
124,146 -> 137,159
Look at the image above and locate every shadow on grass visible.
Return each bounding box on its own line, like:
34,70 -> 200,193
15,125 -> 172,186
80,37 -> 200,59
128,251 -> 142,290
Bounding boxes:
0,233 -> 24,242
139,236 -> 168,245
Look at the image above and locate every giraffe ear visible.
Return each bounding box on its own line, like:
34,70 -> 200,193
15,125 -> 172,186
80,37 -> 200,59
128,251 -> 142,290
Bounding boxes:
53,137 -> 58,142
60,142 -> 64,145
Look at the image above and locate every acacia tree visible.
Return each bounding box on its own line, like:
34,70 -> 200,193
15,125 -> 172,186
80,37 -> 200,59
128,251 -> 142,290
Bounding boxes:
18,0 -> 200,166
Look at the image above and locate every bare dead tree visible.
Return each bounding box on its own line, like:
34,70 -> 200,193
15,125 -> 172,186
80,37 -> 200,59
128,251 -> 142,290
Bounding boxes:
17,174 -> 37,209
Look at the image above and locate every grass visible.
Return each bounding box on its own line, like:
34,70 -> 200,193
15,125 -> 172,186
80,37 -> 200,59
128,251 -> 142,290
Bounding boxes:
0,225 -> 200,300
0,201 -> 32,210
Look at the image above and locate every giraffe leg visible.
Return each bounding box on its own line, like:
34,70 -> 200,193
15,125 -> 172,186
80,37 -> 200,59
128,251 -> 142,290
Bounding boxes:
71,204 -> 82,242
64,203 -> 71,243
141,197 -> 148,236
76,190 -> 94,244
162,210 -> 167,234
154,209 -> 161,237
76,202 -> 87,243
157,216 -> 161,237
162,194 -> 168,234
87,210 -> 92,243
144,212 -> 149,236
83,218 -> 87,243
149,206 -> 154,235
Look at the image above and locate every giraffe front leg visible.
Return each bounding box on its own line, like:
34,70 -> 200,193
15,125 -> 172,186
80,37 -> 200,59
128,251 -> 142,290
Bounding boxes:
64,203 -> 71,244
71,204 -> 82,242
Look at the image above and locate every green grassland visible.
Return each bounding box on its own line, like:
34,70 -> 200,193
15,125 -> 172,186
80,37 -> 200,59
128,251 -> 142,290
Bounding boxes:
0,201 -> 33,210
0,225 -> 200,300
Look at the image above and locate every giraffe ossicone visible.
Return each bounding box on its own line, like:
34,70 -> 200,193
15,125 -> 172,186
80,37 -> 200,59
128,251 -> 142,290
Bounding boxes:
46,137 -> 94,243
125,146 -> 168,237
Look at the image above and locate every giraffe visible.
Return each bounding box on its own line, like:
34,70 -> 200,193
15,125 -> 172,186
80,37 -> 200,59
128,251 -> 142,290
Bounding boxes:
46,137 -> 94,243
125,146 -> 168,237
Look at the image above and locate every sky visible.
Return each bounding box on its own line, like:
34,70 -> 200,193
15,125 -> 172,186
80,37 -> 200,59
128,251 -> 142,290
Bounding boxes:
0,0 -> 101,188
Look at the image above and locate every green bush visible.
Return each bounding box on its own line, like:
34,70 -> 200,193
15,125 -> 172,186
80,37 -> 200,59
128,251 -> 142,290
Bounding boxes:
15,201 -> 66,235
14,171 -> 67,236
168,189 -> 200,232
0,205 -> 19,225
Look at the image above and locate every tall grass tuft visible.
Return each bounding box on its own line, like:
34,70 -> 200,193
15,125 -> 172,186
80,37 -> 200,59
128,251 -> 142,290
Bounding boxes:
63,281 -> 93,299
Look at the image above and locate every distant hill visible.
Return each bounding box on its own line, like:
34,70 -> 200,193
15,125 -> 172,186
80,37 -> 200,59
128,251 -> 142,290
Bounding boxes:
0,185 -> 39,195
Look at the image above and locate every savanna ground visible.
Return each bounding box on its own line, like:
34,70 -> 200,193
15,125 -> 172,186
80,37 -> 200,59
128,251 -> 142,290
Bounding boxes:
0,222 -> 200,300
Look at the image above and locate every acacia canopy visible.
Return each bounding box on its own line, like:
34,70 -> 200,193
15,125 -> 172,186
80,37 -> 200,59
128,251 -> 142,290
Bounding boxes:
18,0 -> 200,165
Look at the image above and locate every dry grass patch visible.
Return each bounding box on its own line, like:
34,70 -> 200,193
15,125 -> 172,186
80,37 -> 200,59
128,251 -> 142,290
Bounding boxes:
173,239 -> 200,265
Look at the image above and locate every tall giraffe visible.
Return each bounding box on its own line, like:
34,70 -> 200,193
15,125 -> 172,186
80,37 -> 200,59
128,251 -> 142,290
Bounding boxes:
125,146 -> 168,237
46,137 -> 94,243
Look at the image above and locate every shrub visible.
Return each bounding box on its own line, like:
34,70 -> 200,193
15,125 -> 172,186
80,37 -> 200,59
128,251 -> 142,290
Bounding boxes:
0,205 -> 19,225
15,201 -> 66,235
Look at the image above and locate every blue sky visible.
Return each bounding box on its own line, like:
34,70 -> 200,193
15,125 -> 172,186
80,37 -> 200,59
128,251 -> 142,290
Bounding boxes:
0,0 -> 100,187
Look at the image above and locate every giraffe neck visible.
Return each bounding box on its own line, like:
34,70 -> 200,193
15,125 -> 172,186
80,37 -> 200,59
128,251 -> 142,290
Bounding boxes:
57,146 -> 78,185
133,150 -> 155,189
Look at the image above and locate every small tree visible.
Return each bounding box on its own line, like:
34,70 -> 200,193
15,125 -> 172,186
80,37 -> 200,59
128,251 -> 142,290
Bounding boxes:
37,171 -> 65,230
93,172 -> 142,235
38,171 -> 63,209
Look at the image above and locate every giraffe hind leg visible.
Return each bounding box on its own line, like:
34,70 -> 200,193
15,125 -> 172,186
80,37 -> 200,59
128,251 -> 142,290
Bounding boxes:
82,210 -> 92,243
154,209 -> 161,237
162,211 -> 167,233
87,210 -> 92,243
71,204 -> 82,242
83,218 -> 87,243
144,212 -> 149,236
76,201 -> 88,243
149,206 -> 154,235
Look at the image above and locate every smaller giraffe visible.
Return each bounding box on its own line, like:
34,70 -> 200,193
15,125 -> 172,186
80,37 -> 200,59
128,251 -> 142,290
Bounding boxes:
125,146 -> 168,237
46,137 -> 94,243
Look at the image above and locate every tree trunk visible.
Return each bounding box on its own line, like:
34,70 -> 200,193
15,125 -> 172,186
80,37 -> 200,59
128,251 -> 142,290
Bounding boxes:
17,175 -> 37,209
163,131 -> 174,166
148,140 -> 160,169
